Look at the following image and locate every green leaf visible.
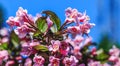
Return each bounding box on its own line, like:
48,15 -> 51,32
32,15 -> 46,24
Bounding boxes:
0,42 -> 8,50
42,10 -> 61,30
36,17 -> 48,33
34,45 -> 48,52
50,26 -> 57,33
95,49 -> 109,62
10,31 -> 20,48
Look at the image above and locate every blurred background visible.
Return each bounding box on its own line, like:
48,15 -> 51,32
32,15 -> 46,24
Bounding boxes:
0,0 -> 120,50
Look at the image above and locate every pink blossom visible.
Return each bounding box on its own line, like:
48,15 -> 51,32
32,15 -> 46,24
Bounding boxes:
73,35 -> 84,45
49,40 -> 61,52
80,23 -> 95,34
63,56 -> 78,66
59,41 -> 69,56
24,58 -> 32,66
109,55 -> 118,62
20,41 -> 38,56
114,59 -> 120,66
16,7 -> 27,17
65,7 -> 90,24
91,47 -> 97,56
88,61 -> 110,66
79,64 -> 85,66
0,28 -> 9,36
0,50 -> 9,65
88,61 -> 101,66
14,25 -> 34,38
16,7 -> 34,23
83,37 -> 92,46
67,26 -> 80,35
109,45 -> 120,57
5,60 -> 15,66
48,56 -> 60,66
46,17 -> 53,29
1,37 -> 9,43
6,16 -> 20,27
33,54 -> 45,66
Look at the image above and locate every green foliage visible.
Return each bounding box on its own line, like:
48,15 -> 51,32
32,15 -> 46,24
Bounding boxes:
0,42 -> 8,50
42,10 -> 61,30
10,31 -> 20,48
34,45 -> 48,52
36,17 -> 48,33
95,49 -> 109,63
98,35 -> 113,52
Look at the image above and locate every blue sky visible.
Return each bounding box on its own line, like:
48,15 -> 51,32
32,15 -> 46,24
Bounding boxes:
1,0 -> 119,43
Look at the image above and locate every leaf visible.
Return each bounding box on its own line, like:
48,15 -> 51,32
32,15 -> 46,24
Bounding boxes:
42,10 -> 61,30
95,49 -> 109,62
0,42 -> 8,50
36,17 -> 48,33
10,31 -> 20,48
50,26 -> 57,33
34,45 -> 48,52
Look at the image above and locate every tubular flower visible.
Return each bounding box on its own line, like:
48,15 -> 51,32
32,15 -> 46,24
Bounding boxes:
48,56 -> 60,66
33,54 -> 45,66
49,40 -> 61,52
63,56 -> 78,66
65,7 -> 90,24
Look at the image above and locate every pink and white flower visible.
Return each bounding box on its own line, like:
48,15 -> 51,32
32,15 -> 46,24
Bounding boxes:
24,58 -> 32,66
48,56 -> 60,66
65,7 -> 90,24
63,56 -> 78,66
49,40 -> 61,52
33,54 -> 45,66
0,50 -> 9,65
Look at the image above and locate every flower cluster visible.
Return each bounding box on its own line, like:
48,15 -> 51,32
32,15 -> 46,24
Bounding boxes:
0,7 -> 119,66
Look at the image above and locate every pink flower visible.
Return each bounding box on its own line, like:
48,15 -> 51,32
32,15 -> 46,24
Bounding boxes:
109,45 -> 120,57
0,50 -> 9,65
88,61 -> 101,66
16,7 -> 34,23
59,41 -> 69,56
6,16 -> 20,27
65,7 -> 90,24
88,61 -> 110,66
79,64 -> 85,66
63,56 -> 78,66
48,56 -> 60,66
14,25 -> 35,38
46,17 -> 53,29
109,55 -> 118,62
84,37 -> 92,46
67,26 -> 80,35
1,37 -> 9,43
24,58 -> 32,66
91,47 -> 97,56
14,25 -> 28,38
5,60 -> 15,66
80,23 -> 95,34
0,28 -> 9,36
49,40 -> 61,52
16,7 -> 27,17
114,59 -> 120,66
20,41 -> 38,56
33,54 -> 45,66
73,35 -> 84,45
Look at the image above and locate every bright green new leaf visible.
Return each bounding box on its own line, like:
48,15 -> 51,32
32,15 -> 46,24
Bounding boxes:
10,31 -> 20,48
34,45 -> 48,52
0,42 -> 8,50
36,17 -> 48,33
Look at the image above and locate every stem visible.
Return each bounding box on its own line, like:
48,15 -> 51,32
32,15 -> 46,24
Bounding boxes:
59,21 -> 68,30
